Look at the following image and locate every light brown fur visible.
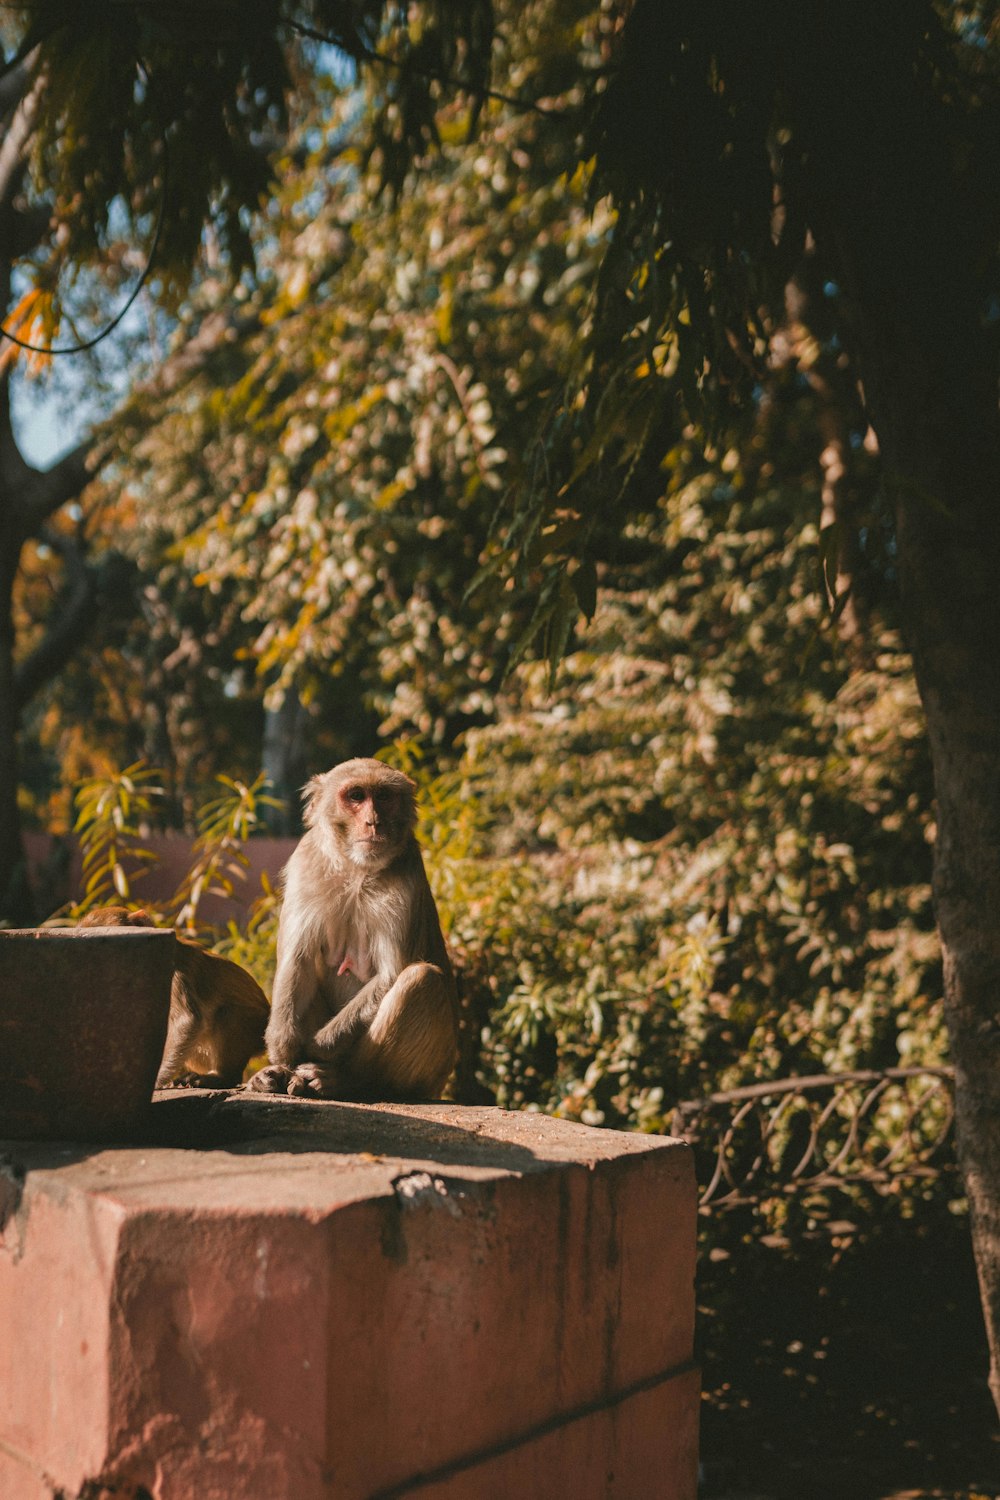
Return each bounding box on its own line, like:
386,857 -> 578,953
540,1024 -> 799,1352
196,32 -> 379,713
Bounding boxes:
245,758 -> 458,1101
79,906 -> 269,1087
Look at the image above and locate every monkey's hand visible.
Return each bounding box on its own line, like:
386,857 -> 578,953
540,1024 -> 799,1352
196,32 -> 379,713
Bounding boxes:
307,983 -> 385,1062
304,1021 -> 356,1063
244,1064 -> 296,1094
287,1061 -> 345,1099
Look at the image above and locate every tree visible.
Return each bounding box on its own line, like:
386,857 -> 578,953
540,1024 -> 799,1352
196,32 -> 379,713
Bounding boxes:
0,5 -> 302,915
67,28 -> 601,804
9,0 -> 1000,1417
577,0 -> 1000,1416
0,0 -> 506,901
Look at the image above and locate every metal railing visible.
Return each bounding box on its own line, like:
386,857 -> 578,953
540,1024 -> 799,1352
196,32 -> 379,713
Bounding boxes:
670,1066 -> 956,1211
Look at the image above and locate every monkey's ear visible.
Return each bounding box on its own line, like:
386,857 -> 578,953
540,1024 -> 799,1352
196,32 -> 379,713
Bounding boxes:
301,774 -> 328,828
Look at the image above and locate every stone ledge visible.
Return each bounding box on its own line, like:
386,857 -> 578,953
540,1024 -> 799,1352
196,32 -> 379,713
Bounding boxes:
1,1093 -> 698,1500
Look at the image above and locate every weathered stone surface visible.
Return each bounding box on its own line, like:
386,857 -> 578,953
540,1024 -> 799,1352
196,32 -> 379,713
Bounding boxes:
0,928 -> 174,1140
0,1093 -> 698,1499
386,1365 -> 701,1499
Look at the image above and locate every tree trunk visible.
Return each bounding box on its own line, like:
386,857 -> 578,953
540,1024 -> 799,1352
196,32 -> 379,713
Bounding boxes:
925,598 -> 1000,1417
261,689 -> 310,833
783,7 -> 1000,1412
0,530 -> 32,923
0,375 -> 95,923
892,413 -> 1000,1415
850,300 -> 1000,1411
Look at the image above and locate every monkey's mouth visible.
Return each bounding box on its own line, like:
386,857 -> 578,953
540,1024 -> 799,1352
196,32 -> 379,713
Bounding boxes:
350,835 -> 393,866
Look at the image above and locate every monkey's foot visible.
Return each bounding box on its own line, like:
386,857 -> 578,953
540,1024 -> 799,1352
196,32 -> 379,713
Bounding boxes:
243,1064 -> 295,1094
170,1071 -> 234,1089
287,1062 -> 345,1100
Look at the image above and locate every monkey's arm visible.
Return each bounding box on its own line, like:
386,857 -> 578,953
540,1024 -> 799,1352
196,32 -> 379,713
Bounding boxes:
265,901 -> 324,1065
305,871 -> 447,1063
305,975 -> 390,1061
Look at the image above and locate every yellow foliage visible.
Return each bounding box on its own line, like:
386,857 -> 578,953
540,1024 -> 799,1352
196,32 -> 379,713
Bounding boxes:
0,287 -> 57,376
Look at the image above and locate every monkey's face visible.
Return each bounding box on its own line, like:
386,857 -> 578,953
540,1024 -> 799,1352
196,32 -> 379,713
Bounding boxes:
305,760 -> 417,871
337,780 -> 413,868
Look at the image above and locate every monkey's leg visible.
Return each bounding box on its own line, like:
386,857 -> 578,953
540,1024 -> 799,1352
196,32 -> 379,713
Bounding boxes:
155,1001 -> 201,1088
349,962 -> 458,1100
286,966 -> 456,1101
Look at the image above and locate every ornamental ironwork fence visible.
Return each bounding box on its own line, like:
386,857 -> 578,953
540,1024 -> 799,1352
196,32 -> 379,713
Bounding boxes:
670,1066 -> 956,1212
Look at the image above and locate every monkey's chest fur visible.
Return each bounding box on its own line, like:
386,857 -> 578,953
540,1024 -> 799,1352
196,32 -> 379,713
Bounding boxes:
319,924 -> 372,1003
314,876 -> 412,1011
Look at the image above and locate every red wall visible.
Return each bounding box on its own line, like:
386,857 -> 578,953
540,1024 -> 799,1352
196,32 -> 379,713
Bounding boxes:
25,831 -> 297,928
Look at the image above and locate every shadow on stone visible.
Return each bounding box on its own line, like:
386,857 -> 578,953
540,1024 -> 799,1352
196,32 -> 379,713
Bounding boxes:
4,1090 -> 566,1175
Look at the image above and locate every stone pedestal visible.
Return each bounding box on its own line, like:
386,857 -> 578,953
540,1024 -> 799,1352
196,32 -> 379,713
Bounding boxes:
0,1093 -> 698,1499
0,928 -> 174,1139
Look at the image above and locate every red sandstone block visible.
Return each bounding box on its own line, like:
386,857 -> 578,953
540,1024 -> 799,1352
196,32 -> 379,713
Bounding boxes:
0,928 -> 174,1140
387,1365 -> 701,1500
0,1443 -> 49,1500
0,1097 -> 696,1500
323,1158 -> 694,1496
0,1155 -> 122,1487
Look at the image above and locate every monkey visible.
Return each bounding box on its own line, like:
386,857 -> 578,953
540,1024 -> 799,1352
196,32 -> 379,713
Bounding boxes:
78,906 -> 269,1088
245,758 -> 458,1101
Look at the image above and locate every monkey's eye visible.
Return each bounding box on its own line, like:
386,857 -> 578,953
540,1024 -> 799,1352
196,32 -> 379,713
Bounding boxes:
344,786 -> 367,805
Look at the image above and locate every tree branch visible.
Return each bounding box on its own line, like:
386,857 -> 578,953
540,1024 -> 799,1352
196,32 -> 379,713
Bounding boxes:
0,67 -> 42,210
15,439 -> 96,536
144,305 -> 263,393
12,527 -> 100,711
0,56 -> 34,124
1,200 -> 51,260
103,303 -> 263,450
